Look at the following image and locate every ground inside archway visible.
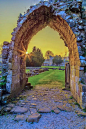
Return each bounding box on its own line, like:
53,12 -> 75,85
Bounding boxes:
0,82 -> 85,129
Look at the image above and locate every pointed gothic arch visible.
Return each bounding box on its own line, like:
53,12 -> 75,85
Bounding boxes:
2,1 -> 86,108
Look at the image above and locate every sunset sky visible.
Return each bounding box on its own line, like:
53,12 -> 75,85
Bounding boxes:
0,0 -> 69,57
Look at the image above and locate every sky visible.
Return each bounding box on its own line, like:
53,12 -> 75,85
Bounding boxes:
0,0 -> 69,57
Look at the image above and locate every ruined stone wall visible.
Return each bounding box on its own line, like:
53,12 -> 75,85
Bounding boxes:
79,0 -> 86,108
1,0 -> 86,108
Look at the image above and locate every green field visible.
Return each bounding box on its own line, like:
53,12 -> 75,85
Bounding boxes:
28,69 -> 65,88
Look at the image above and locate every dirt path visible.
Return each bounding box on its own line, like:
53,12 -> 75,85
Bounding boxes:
0,83 -> 86,129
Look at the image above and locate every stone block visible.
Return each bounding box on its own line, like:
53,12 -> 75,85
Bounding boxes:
8,50 -> 13,58
13,27 -> 20,33
80,66 -> 84,71
10,78 -> 26,96
2,59 -> 8,64
8,70 -> 12,75
12,51 -> 18,57
12,74 -> 20,84
7,75 -> 12,85
12,62 -> 20,70
6,82 -> 11,93
82,84 -> 86,92
23,73 -> 26,78
75,69 -> 79,77
76,93 -> 80,104
82,11 -> 86,19
71,68 -> 75,76
79,83 -> 82,92
8,63 -> 12,70
75,76 -> 79,83
2,64 -> 8,70
3,46 -> 9,50
82,19 -> 86,26
2,50 -> 8,59
10,41 -> 14,48
78,46 -> 81,51
82,91 -> 86,103
8,53 -> 13,63
84,26 -> 86,32
11,35 -> 15,41
12,69 -> 20,75
79,83 -> 86,108
79,72 -> 84,81
3,41 -> 9,45
2,72 -> 8,77
12,31 -> 19,37
80,59 -> 86,66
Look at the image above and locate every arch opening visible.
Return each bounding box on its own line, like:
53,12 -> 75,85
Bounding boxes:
12,6 -> 80,101
25,26 -> 69,89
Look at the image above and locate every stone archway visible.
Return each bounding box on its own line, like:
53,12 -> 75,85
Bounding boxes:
1,1 -> 86,108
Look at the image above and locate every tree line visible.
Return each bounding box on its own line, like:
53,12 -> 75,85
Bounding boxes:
26,46 -> 64,67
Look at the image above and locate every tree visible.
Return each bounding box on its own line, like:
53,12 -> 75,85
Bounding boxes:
45,50 -> 54,59
53,55 -> 63,66
26,46 -> 45,67
32,46 -> 36,52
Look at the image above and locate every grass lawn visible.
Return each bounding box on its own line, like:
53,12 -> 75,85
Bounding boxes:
26,69 -> 30,73
28,69 -> 65,88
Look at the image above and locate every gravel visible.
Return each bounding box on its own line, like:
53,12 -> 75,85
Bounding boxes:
0,85 -> 85,129
0,111 -> 85,129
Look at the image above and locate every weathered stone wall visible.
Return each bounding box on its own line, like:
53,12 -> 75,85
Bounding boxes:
1,0 -> 86,108
79,0 -> 86,108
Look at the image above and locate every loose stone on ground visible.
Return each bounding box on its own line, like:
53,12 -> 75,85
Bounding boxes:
53,108 -> 60,114
10,106 -> 28,114
38,108 -> 51,113
3,107 -> 12,112
29,108 -> 37,114
26,113 -> 41,123
57,105 -> 66,111
30,103 -> 37,108
7,103 -> 15,108
14,115 -> 25,121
